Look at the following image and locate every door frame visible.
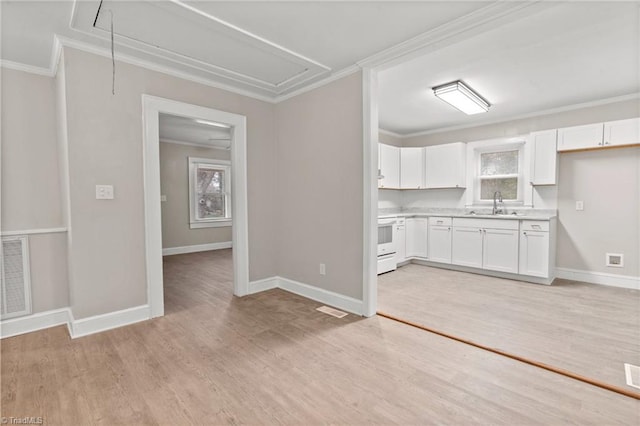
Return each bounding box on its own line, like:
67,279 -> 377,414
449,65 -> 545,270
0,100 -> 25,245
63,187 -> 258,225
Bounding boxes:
142,95 -> 249,318
362,68 -> 379,317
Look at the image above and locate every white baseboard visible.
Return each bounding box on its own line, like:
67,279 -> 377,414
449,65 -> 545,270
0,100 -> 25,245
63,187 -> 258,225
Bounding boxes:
162,241 -> 232,256
0,308 -> 71,339
248,276 -> 279,294
555,267 -> 640,290
69,305 -> 151,338
1,305 -> 152,340
249,276 -> 363,316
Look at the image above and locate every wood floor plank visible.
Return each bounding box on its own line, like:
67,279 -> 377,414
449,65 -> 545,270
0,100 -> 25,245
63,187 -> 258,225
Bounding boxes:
378,263 -> 640,394
2,249 -> 639,424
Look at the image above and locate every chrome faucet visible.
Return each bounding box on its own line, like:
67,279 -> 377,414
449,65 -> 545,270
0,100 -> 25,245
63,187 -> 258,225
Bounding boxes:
493,191 -> 504,215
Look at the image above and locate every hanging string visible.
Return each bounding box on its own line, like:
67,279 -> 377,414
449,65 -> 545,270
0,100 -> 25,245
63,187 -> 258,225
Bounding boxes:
110,10 -> 115,95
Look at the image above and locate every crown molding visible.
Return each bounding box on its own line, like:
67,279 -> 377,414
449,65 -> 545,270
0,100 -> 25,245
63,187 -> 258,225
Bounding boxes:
357,1 -> 555,71
159,138 -> 231,150
378,128 -> 404,138
0,59 -> 53,77
274,65 -> 361,103
399,93 -> 640,139
55,35 -> 277,103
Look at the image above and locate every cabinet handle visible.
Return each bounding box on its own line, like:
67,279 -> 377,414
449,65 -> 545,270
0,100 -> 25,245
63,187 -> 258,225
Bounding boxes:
604,141 -> 610,145
523,231 -> 527,236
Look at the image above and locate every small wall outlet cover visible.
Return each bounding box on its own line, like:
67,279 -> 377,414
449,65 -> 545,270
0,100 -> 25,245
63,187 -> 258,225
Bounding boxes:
575,201 -> 584,211
96,185 -> 114,200
319,263 -> 326,275
160,195 -> 167,202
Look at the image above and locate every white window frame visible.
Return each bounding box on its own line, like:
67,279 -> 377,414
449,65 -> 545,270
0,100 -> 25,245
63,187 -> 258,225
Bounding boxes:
465,137 -> 532,207
188,157 -> 232,228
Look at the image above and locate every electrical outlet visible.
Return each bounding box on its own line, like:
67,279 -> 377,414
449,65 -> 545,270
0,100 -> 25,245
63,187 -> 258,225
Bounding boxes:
96,185 -> 114,200
575,201 -> 584,211
319,263 -> 326,276
160,195 -> 167,202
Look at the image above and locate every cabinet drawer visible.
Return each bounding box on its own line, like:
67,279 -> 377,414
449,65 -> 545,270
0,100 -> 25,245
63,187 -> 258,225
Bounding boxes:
453,218 -> 518,230
429,217 -> 452,226
520,220 -> 549,232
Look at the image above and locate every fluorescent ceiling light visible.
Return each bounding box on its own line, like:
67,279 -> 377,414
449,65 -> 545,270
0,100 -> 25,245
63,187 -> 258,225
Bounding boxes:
433,81 -> 490,115
194,119 -> 230,128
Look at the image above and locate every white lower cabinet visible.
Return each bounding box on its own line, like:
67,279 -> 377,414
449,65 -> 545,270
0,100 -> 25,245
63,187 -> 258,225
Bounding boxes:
428,217 -> 452,264
451,218 -> 519,273
451,227 -> 483,268
483,228 -> 519,273
406,218 -> 428,259
395,215 -> 555,282
519,221 -> 551,278
395,218 -> 407,263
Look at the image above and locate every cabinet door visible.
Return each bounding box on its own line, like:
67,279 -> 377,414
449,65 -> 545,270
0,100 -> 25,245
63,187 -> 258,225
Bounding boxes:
400,147 -> 425,189
451,227 -> 483,268
557,123 -> 603,151
406,218 -> 428,259
395,223 -> 406,263
604,118 -> 640,147
482,228 -> 519,273
428,225 -> 452,264
379,144 -> 400,188
425,142 -> 466,188
519,230 -> 549,278
530,130 -> 558,185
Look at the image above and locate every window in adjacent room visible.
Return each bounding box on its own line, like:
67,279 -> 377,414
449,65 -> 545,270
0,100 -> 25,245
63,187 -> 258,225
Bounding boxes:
188,157 -> 231,228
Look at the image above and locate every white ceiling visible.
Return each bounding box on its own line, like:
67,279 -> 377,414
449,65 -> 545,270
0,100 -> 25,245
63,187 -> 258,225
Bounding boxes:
2,2 -> 637,133
159,113 -> 231,150
1,1 -> 488,98
378,2 -> 640,135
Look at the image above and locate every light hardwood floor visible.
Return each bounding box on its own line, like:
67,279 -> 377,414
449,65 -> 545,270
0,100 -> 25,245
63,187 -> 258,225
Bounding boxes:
379,263 -> 640,396
1,250 -> 639,424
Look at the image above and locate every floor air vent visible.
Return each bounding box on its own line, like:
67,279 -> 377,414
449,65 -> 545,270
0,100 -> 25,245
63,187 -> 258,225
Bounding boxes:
624,363 -> 640,389
1,236 -> 32,320
316,306 -> 348,318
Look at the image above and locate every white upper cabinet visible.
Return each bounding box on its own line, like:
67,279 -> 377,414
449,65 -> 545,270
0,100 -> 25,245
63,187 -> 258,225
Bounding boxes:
379,144 -> 400,189
604,117 -> 640,147
557,123 -> 604,151
400,147 -> 425,189
424,142 -> 466,188
530,129 -> 558,185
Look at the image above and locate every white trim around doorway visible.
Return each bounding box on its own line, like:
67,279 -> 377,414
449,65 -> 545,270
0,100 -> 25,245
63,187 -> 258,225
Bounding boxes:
142,95 -> 250,319
362,68 -> 379,317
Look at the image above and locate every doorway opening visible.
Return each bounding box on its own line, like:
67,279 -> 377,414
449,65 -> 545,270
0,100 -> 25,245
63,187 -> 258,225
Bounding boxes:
142,96 -> 249,319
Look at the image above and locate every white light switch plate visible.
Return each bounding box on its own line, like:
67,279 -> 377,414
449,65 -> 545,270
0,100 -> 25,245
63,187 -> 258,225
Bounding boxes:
575,201 -> 584,211
96,185 -> 114,200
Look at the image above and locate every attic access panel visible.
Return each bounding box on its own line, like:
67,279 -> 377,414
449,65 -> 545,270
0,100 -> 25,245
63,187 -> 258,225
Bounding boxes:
71,1 -> 330,94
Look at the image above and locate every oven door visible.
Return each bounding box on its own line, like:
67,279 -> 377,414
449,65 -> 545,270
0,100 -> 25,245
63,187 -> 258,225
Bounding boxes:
377,219 -> 396,257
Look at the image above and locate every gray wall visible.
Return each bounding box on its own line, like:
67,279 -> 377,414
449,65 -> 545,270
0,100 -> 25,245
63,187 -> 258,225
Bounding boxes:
61,47 -> 277,319
397,99 -> 640,277
159,141 -> 231,249
1,68 -> 70,313
275,72 -> 363,300
1,69 -> 62,230
557,146 -> 639,276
